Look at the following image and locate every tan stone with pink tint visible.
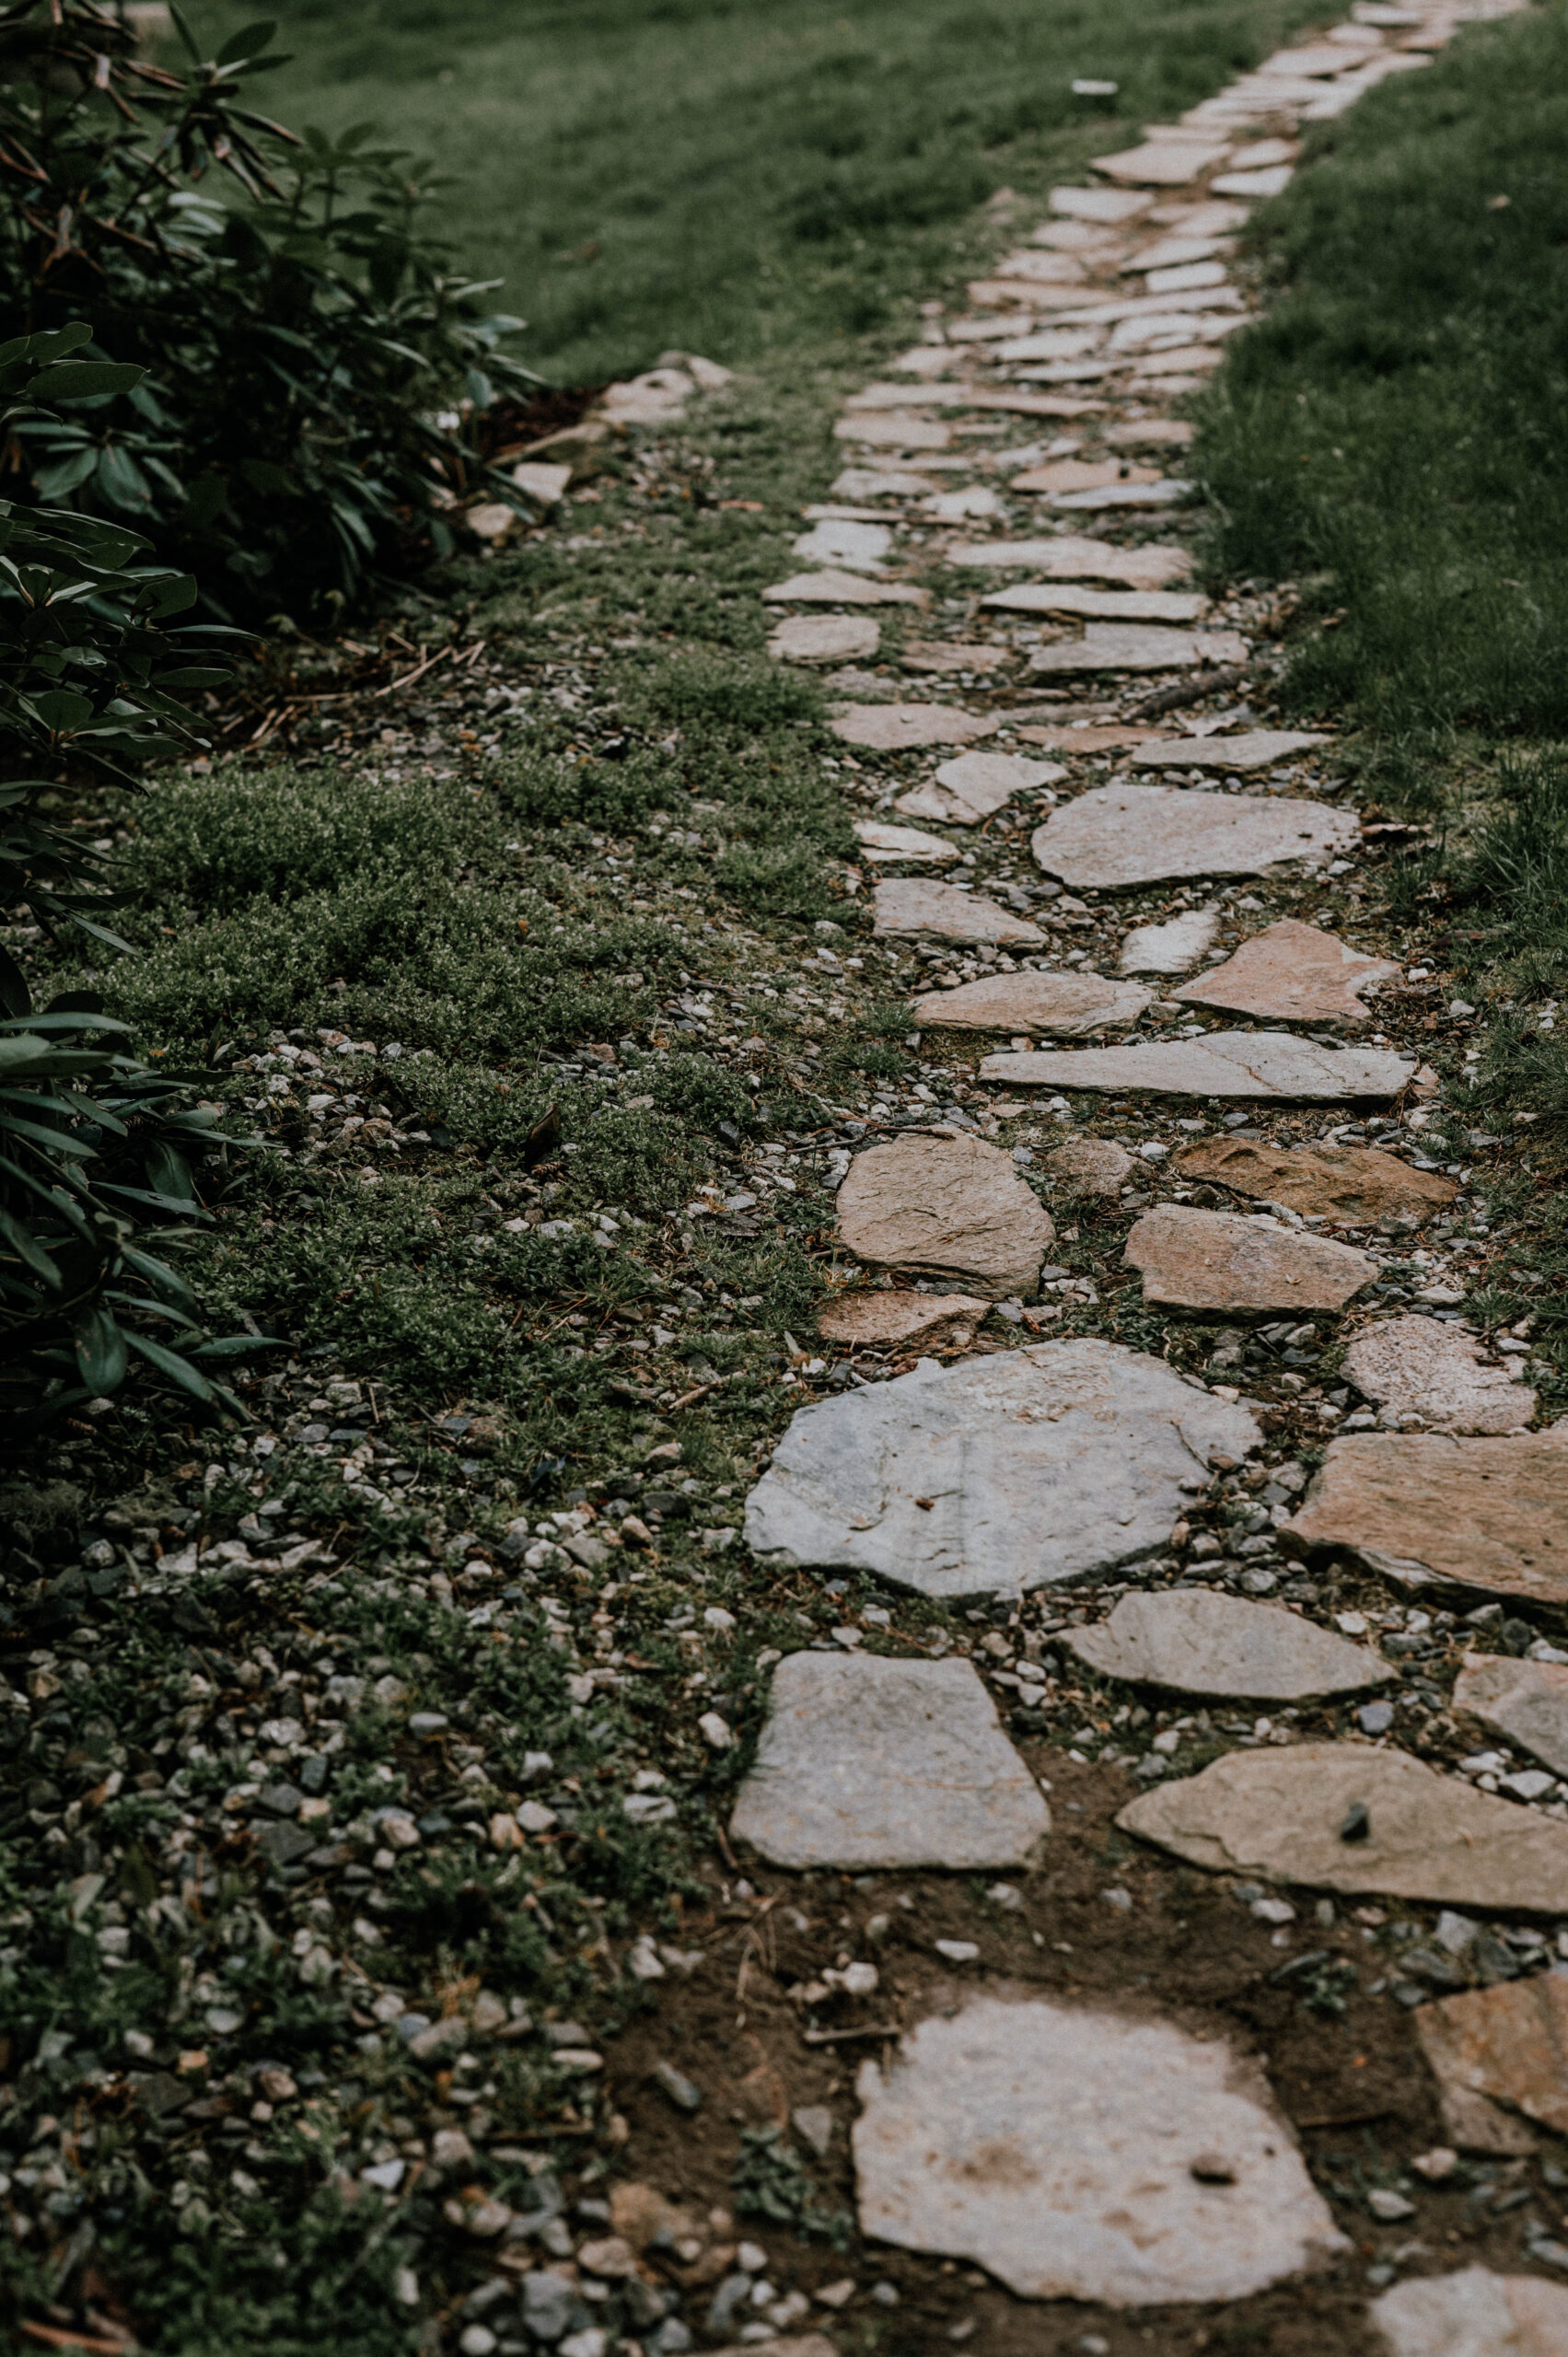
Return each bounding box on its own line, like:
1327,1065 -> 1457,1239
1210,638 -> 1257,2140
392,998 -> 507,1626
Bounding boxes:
817,1292 -> 993,1352
1173,918 -> 1400,1026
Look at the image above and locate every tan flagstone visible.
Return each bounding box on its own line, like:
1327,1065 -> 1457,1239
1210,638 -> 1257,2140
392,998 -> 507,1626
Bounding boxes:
873,880 -> 1047,946
835,413 -> 952,448
1453,1654 -> 1568,1782
762,570 -> 929,607
1283,1429 -> 1568,1606
1373,2269 -> 1568,2355
767,614 -> 880,664
1124,1204 -> 1376,1311
854,819 -> 961,865
1066,1589 -> 1395,1701
1413,1977 -> 1568,2148
817,1290 -> 993,1352
983,583 -> 1207,623
1173,918 -> 1400,1025
1030,624 -> 1247,674
836,1132 -> 1055,1297
833,702 -> 1000,750
1093,141 -> 1233,184
1171,1136 -> 1458,1225
1343,1317 -> 1536,1434
948,536 -> 1194,588
1132,730 -> 1328,771
981,1033 -> 1412,1101
911,970 -> 1150,1034
895,749 -> 1064,826
1039,1137 -> 1134,1195
1031,783 -> 1356,887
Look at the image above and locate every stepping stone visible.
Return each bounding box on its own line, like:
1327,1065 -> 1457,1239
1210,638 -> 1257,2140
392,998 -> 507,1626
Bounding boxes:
1032,783 -> 1358,887
833,467 -> 932,497
980,1032 -> 1414,1101
1121,908 -> 1220,973
1343,1316 -> 1536,1434
1040,1137 -> 1133,1195
1020,723 -> 1174,754
836,1132 -> 1056,1297
1172,1136 -> 1458,1225
763,571 -> 929,607
1373,2269 -> 1568,2357
895,749 -> 1063,826
949,535 -> 1194,588
982,584 -> 1208,623
853,1996 -> 1346,2304
1173,918 -> 1400,1027
1065,1589 -> 1395,1701
1103,418 -> 1198,445
1134,729 -> 1328,771
1413,1978 -> 1568,2156
873,880 -> 1046,947
991,329 -> 1105,365
792,518 -> 892,570
1124,1206 -> 1378,1312
835,413 -> 952,448
768,614 -> 880,665
1051,184 -> 1153,222
1453,1654 -> 1568,1782
1043,483 -> 1199,516
900,638 -> 1013,674
818,1291 -> 993,1353
1010,459 -> 1160,495
729,1654 -> 1049,1870
1213,165 -> 1294,198
1094,141 -> 1233,185
1283,1431 -> 1568,1608
1030,624 -> 1247,674
744,1338 -> 1260,1598
854,819 -> 961,865
832,702 -> 1000,750
911,970 -> 1150,1036
1119,1740 -> 1568,1911
923,487 -> 1005,520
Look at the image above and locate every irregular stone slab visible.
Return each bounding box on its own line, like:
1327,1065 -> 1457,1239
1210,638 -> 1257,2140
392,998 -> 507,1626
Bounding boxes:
1021,723 -> 1174,754
833,703 -> 1000,751
1066,1589 -> 1395,1701
1213,165 -> 1294,198
1031,784 -> 1357,888
837,1132 -> 1055,1298
1344,1317 -> 1536,1435
793,518 -> 893,570
948,536 -> 1193,589
1283,1431 -> 1568,1607
854,819 -> 961,865
832,467 -> 932,498
730,1653 -> 1049,1870
982,584 -> 1207,623
873,880 -> 1047,947
763,570 -> 929,607
1030,624 -> 1245,673
1453,1654 -> 1568,1781
1172,1137 -> 1458,1225
1414,1979 -> 1568,2158
896,749 -> 1064,827
1124,1205 -> 1377,1312
1121,909 -> 1220,973
818,1291 -> 993,1353
981,1033 -> 1414,1101
744,1338 -> 1260,1599
1173,919 -> 1400,1027
1373,2269 -> 1568,2357
912,971 -> 1150,1035
1010,459 -> 1161,496
1040,1137 -> 1133,1196
854,1996 -> 1347,2305
1119,1741 -> 1568,1911
1135,730 -> 1329,772
768,613 -> 880,665
900,637 -> 1012,673
1094,141 -> 1233,185
835,412 -> 952,449
1051,184 -> 1153,222
1044,482 -> 1201,517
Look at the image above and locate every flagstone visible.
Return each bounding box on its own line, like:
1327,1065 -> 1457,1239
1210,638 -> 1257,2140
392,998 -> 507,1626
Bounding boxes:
853,1997 -> 1346,2305
1102,418 -> 1198,446
911,970 -> 1151,1035
895,749 -> 1065,826
1373,2269 -> 1568,2357
1344,1316 -> 1536,1434
817,1290 -> 994,1353
743,1337 -> 1260,1599
981,1033 -> 1413,1100
729,1653 -> 1049,1870
992,330 -> 1106,364
854,819 -> 962,865
762,571 -> 929,607
1453,1654 -> 1568,1782
983,583 -> 1207,623
1119,1740 -> 1568,1911
832,468 -> 933,499
873,880 -> 1047,946
1213,166 -> 1295,197
1173,918 -> 1400,1026
1040,1137 -> 1135,1195
948,537 -> 1193,588
833,702 -> 1000,750
899,638 -> 1013,675
768,614 -> 881,665
1020,724 -> 1174,754
1009,459 -> 1159,494
835,413 -> 952,448
1094,141 -> 1233,185
1066,1589 -> 1395,1701
793,518 -> 893,570
1283,1430 -> 1568,1607
1031,783 -> 1357,887
1124,1205 -> 1378,1311
1413,1978 -> 1568,2154
1042,483 -> 1198,515
1050,185 -> 1154,222
1172,1136 -> 1458,1225
1133,729 -> 1329,771
923,486 -> 1004,520
1029,624 -> 1244,673
1121,909 -> 1221,973
1135,347 -> 1224,378
836,1132 -> 1056,1297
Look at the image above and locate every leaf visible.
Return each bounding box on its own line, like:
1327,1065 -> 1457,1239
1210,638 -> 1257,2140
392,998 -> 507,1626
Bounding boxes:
28,690 -> 95,734
29,364 -> 146,403
216,19 -> 280,64
0,1207 -> 61,1285
119,1245 -> 200,1319
0,945 -> 29,1021
123,1328 -> 215,1401
145,1140 -> 196,1202
74,1305 -> 129,1396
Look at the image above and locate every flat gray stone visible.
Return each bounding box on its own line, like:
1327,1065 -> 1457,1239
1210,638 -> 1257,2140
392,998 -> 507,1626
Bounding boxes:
896,750 -> 1064,827
1124,1205 -> 1377,1311
1284,1430 -> 1568,1609
1373,2268 -> 1568,2357
793,518 -> 892,570
762,570 -> 929,607
980,1031 -> 1414,1100
911,970 -> 1150,1036
853,1996 -> 1347,2304
981,584 -> 1207,622
1121,909 -> 1220,972
873,880 -> 1047,946
837,1132 -> 1055,1298
1120,1741 -> 1568,1911
730,1653 -> 1049,1870
1343,1316 -> 1536,1435
768,614 -> 880,664
854,819 -> 960,865
744,1337 -> 1260,1599
949,534 -> 1193,589
1040,1137 -> 1134,1195
1134,729 -> 1329,772
1029,624 -> 1248,673
833,702 -> 999,750
1173,918 -> 1400,1027
1032,784 -> 1358,888
1453,1654 -> 1568,1782
1066,1589 -> 1395,1701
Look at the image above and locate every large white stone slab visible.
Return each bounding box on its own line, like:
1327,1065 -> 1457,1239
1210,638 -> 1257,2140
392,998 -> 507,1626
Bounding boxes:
873,880 -> 1047,946
743,1338 -> 1260,1599
1031,783 -> 1357,888
763,570 -> 929,607
1066,1589 -> 1395,1701
1121,909 -> 1221,973
837,1132 -> 1056,1298
896,750 -> 1064,827
979,1032 -> 1414,1101
1373,2268 -> 1568,2357
730,1653 -> 1050,1870
1029,623 -> 1245,672
1343,1316 -> 1535,1434
854,1997 -> 1347,2304
949,536 -> 1193,589
793,519 -> 893,570
911,970 -> 1150,1035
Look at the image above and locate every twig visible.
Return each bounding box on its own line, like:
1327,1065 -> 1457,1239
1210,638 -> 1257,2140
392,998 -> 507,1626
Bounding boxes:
374,644 -> 453,699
